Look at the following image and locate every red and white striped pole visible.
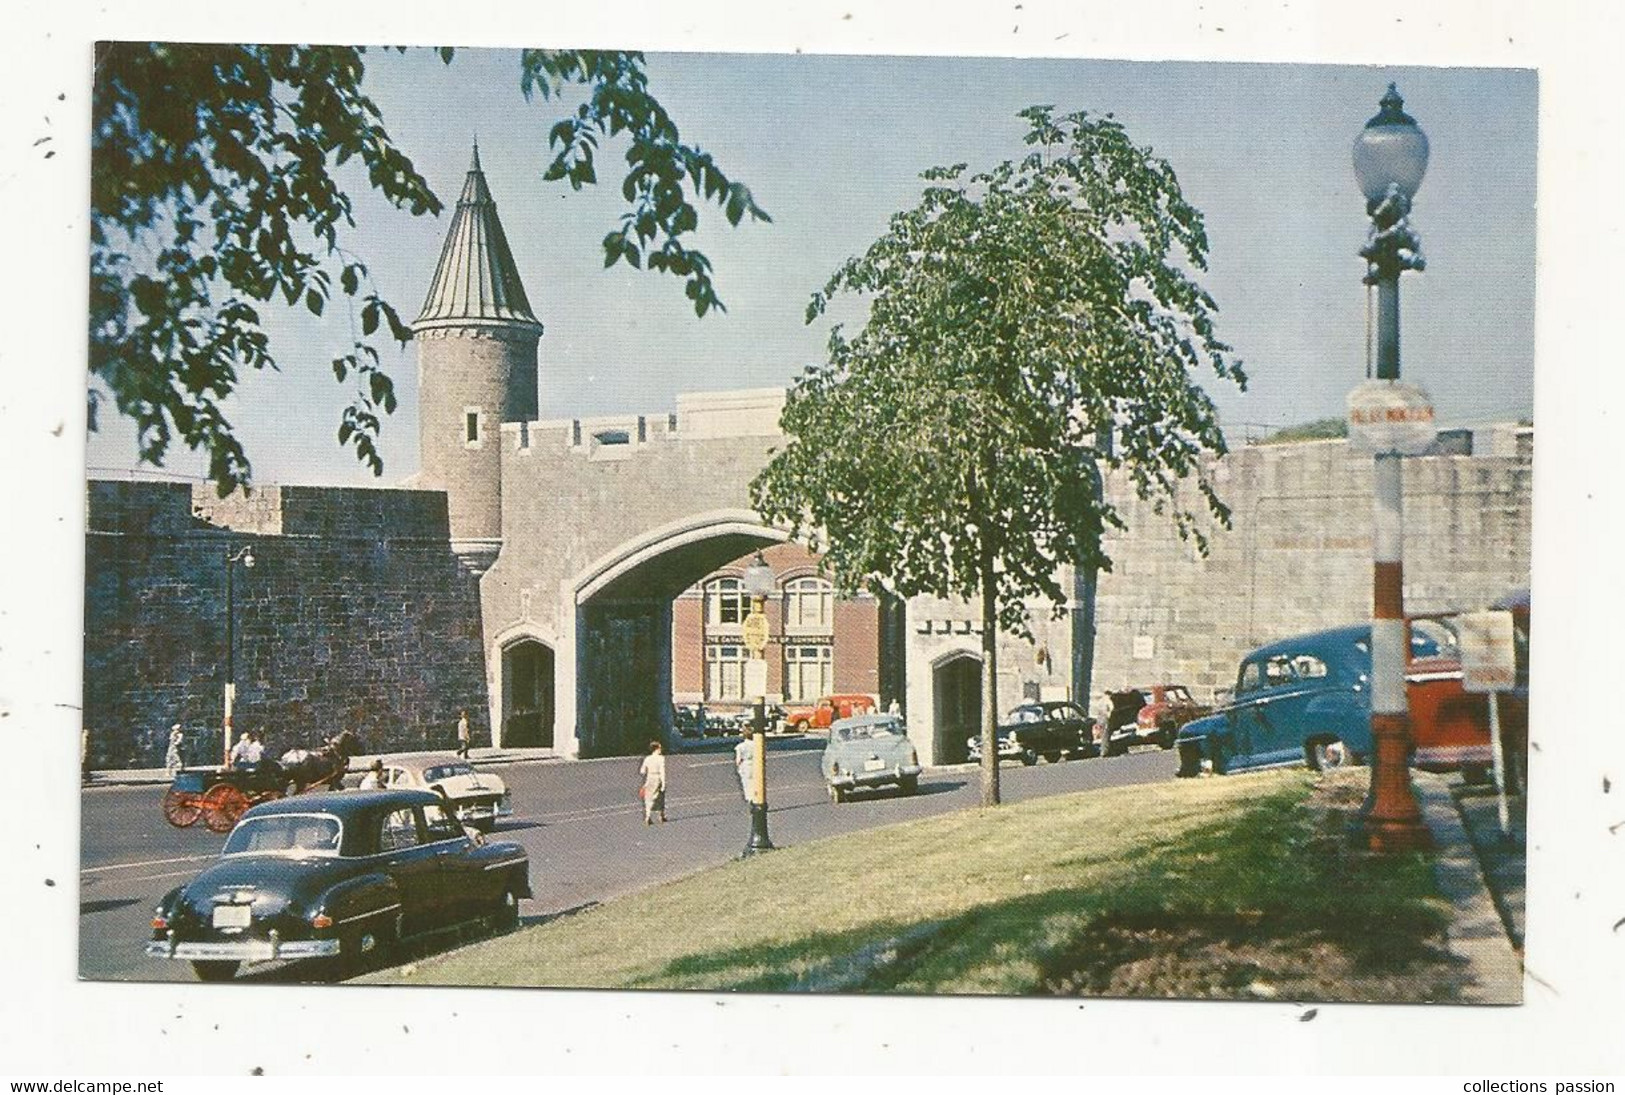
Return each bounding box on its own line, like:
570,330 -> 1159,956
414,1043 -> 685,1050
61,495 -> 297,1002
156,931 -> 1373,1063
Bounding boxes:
1365,448 -> 1430,850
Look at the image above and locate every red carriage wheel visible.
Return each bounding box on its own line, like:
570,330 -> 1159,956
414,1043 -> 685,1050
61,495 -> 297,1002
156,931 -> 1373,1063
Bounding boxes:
161,787 -> 202,828
201,784 -> 249,833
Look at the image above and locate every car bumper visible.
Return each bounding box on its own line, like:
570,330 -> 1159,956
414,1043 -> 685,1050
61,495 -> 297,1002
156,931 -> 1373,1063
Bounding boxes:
1411,743 -> 1495,772
829,764 -> 922,789
146,934 -> 340,962
454,798 -> 512,823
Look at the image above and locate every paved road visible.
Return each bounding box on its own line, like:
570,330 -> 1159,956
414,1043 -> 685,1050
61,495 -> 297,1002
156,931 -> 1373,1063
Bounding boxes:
79,738 -> 1175,982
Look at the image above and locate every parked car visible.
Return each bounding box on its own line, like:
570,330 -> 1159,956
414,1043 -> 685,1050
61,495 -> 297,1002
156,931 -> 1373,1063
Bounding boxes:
146,789 -> 531,981
1174,621 -> 1500,778
376,754 -> 511,831
724,703 -> 788,734
1101,685 -> 1212,755
784,693 -> 878,733
967,701 -> 1095,765
822,713 -> 922,802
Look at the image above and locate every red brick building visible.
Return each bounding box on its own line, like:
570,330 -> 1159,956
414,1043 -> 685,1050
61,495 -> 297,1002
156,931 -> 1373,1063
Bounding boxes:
671,543 -> 879,715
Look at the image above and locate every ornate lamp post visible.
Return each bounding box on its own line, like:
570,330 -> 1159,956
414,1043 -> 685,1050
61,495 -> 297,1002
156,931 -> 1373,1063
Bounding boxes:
740,551 -> 777,855
222,544 -> 256,765
1351,84 -> 1432,851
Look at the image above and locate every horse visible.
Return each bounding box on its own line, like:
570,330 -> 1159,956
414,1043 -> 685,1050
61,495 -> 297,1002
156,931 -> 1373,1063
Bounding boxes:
276,730 -> 364,793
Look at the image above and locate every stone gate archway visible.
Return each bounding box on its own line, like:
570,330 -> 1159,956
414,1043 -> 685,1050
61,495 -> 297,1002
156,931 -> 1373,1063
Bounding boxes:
498,636 -> 555,747
566,513 -> 791,758
932,652 -> 982,766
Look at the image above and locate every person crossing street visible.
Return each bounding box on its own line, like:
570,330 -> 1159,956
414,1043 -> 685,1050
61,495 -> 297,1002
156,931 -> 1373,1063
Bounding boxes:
638,741 -> 667,825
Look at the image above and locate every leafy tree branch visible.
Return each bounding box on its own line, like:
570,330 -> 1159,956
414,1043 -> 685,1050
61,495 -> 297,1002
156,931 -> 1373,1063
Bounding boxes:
91,43 -> 769,495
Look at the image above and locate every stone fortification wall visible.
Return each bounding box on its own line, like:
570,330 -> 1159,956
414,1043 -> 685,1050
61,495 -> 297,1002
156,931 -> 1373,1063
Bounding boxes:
1087,436 -> 1533,704
83,481 -> 487,769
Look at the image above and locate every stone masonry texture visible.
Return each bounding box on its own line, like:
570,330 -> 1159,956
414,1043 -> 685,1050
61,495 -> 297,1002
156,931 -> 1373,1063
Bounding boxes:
83,481 -> 488,769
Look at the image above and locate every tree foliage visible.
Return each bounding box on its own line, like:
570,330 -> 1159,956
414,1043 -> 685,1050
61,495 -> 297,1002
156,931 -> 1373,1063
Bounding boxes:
90,43 -> 769,495
1259,417 -> 1348,444
751,107 -> 1244,803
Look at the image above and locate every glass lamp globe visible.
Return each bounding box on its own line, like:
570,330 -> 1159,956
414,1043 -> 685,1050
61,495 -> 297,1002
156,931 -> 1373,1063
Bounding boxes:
742,551 -> 776,598
1353,84 -> 1430,203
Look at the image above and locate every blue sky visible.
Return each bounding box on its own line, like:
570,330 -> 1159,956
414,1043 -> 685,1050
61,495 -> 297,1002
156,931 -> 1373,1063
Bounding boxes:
85,50 -> 1537,488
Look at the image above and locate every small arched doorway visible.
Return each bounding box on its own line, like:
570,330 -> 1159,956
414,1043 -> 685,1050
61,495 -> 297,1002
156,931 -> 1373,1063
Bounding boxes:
502,639 -> 555,747
933,653 -> 981,765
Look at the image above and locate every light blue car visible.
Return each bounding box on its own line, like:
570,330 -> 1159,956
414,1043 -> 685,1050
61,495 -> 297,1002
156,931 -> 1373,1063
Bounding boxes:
822,714 -> 922,803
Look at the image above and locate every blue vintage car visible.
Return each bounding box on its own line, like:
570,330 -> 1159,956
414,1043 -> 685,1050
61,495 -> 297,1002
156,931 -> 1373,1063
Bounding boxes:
822,713 -> 922,803
146,788 -> 530,981
1174,620 -> 1481,777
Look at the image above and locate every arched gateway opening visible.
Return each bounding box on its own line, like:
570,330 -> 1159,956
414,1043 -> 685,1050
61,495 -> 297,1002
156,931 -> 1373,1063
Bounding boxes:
501,639 -> 554,747
933,653 -> 982,765
571,517 -> 786,758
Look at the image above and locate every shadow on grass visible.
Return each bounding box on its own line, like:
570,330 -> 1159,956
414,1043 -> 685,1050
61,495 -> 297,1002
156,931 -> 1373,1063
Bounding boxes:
618,782 -> 1465,1002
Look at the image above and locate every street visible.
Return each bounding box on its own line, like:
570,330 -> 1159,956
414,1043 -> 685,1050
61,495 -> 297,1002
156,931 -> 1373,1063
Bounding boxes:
78,739 -> 1173,983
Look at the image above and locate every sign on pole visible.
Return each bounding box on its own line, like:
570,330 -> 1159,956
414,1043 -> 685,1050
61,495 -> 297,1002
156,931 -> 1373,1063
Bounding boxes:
1347,380 -> 1436,456
743,611 -> 769,657
1456,610 -> 1517,693
1455,609 -> 1517,836
744,658 -> 769,702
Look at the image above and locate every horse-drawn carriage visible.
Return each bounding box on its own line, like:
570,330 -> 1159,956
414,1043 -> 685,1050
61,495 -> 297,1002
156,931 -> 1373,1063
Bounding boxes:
160,732 -> 362,833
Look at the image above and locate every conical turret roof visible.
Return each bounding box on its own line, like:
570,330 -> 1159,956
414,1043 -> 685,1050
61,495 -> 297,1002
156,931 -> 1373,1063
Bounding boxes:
413,144 -> 544,333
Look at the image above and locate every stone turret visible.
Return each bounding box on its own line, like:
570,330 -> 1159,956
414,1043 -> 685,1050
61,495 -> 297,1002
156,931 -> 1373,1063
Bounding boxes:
412,144 -> 543,569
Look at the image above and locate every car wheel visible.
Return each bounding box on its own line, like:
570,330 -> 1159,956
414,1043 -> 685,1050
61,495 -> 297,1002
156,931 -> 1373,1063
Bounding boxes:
1158,725 -> 1177,750
191,960 -> 239,982
1306,738 -> 1353,772
1175,740 -> 1204,778
490,888 -> 520,933
1020,749 -> 1038,767
898,775 -> 919,795
1042,752 -> 1061,764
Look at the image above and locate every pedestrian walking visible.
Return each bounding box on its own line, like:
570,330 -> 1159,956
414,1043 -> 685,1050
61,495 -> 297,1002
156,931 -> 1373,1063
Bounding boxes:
164,724 -> 185,776
638,741 -> 668,825
886,698 -> 901,716
456,709 -> 471,759
734,730 -> 755,803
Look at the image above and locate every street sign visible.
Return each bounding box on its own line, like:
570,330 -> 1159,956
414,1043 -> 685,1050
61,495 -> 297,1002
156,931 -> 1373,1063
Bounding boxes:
742,611 -> 769,655
1456,610 -> 1517,693
1347,380 -> 1436,456
744,658 -> 769,701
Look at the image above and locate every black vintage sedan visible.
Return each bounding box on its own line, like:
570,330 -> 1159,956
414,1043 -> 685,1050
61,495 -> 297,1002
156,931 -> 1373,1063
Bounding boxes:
146,788 -> 531,981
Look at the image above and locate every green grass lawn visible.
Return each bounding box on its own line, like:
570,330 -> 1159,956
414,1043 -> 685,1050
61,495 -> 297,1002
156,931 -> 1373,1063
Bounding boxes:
367,769 -> 1465,1002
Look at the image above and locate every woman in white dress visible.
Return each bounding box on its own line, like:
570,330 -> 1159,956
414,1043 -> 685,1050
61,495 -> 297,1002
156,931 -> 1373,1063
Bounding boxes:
639,741 -> 667,825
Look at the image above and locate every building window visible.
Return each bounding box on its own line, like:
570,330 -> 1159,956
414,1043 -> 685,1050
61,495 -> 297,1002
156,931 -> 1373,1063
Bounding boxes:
464,407 -> 482,448
706,644 -> 747,701
704,577 -> 748,630
785,644 -> 833,702
785,576 -> 833,633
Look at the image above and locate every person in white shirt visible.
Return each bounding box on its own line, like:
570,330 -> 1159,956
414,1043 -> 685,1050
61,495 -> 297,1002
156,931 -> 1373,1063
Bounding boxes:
229,731 -> 254,768
734,731 -> 755,804
638,741 -> 667,825
359,759 -> 385,790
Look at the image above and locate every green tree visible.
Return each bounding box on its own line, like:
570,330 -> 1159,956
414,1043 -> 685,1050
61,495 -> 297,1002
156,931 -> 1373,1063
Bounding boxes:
751,107 -> 1244,806
91,43 -> 769,494
1261,417 -> 1348,444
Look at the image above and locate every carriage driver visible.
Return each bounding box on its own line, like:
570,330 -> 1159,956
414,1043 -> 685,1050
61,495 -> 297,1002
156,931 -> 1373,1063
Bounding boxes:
229,729 -> 267,771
